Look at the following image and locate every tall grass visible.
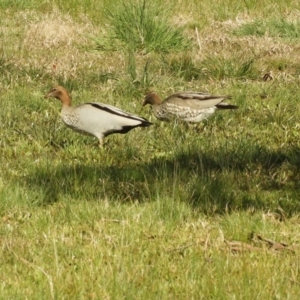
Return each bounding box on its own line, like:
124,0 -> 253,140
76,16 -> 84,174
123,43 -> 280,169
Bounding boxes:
162,54 -> 257,81
0,0 -> 41,9
200,56 -> 257,80
100,0 -> 191,53
234,18 -> 300,39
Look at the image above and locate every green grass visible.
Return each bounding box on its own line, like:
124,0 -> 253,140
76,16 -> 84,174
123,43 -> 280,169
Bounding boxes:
234,18 -> 300,39
95,0 -> 191,53
1,1 -> 300,299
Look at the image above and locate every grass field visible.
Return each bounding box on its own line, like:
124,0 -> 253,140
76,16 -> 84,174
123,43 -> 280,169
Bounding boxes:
1,0 -> 300,298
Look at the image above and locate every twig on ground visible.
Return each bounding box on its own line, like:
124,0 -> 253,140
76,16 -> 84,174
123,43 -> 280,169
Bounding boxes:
225,240 -> 262,252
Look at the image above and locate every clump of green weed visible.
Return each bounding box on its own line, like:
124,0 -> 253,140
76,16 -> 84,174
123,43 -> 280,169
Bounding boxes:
234,18 -> 300,39
99,0 -> 191,53
159,53 -> 258,82
162,54 -> 204,81
199,55 -> 257,80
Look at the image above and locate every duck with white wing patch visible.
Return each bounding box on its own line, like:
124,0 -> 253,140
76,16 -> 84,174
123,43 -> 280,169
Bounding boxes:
45,86 -> 152,147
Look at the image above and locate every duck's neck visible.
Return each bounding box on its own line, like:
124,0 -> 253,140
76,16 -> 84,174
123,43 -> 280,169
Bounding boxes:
59,91 -> 72,108
151,94 -> 162,106
145,93 -> 162,107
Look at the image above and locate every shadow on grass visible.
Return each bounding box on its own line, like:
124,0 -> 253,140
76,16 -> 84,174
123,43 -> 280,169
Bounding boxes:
24,143 -> 300,214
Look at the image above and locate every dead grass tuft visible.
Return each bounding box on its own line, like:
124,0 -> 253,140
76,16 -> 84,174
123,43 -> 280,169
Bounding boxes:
171,13 -> 195,27
191,18 -> 299,79
6,9 -> 121,83
23,8 -> 94,50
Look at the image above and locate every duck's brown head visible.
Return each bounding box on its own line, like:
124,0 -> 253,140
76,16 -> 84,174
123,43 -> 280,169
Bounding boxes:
45,86 -> 71,106
143,92 -> 162,106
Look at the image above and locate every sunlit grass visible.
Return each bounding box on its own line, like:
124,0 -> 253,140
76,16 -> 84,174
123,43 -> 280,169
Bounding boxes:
234,18 -> 300,39
95,0 -> 191,53
1,1 -> 300,299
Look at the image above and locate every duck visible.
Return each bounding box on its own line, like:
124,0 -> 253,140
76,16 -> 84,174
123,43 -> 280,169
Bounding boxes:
143,91 -> 238,122
45,86 -> 153,146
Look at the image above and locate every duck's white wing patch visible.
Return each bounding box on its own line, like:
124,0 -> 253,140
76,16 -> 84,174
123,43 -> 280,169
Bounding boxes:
71,102 -> 151,139
88,102 -> 149,122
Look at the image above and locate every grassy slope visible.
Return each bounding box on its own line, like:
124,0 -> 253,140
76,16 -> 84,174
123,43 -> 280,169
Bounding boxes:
1,0 -> 300,299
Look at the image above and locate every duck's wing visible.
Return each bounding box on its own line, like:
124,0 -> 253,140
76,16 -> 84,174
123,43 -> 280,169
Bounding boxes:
85,102 -> 152,126
164,91 -> 232,109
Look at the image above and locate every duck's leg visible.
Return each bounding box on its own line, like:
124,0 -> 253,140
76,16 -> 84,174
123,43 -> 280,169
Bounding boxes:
98,138 -> 104,147
97,134 -> 105,148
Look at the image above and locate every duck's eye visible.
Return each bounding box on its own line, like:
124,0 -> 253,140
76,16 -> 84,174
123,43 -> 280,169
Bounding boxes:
52,88 -> 57,92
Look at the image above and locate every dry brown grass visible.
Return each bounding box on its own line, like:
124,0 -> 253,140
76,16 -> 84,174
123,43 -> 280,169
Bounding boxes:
187,17 -> 300,81
2,6 -> 299,88
196,20 -> 294,56
23,8 -> 94,49
0,8 -> 129,87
